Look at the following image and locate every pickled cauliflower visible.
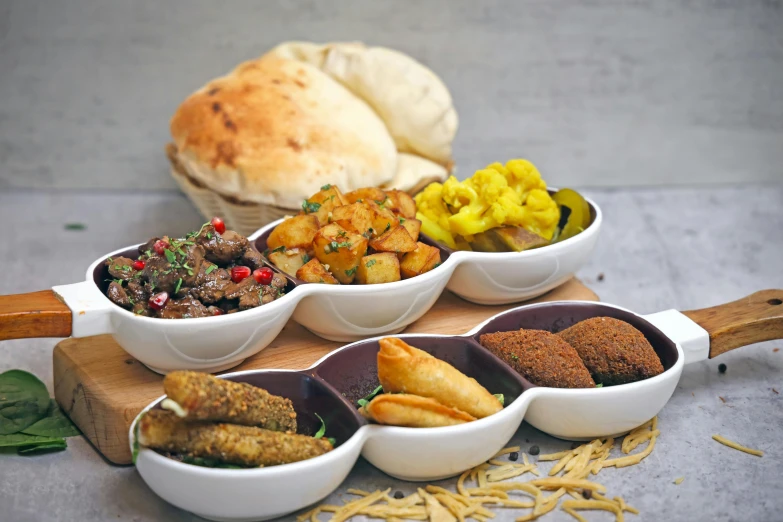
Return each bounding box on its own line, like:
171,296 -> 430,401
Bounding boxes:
414,159 -> 560,249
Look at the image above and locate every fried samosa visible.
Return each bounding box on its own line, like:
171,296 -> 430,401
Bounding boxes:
377,337 -> 503,419
360,394 -> 476,427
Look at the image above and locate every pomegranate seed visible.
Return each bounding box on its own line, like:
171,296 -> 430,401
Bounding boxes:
231,266 -> 251,283
132,259 -> 145,270
148,292 -> 169,310
211,217 -> 226,234
212,308 -> 224,316
153,240 -> 169,256
253,267 -> 274,285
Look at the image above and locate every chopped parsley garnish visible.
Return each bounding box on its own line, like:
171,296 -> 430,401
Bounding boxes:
302,254 -> 310,264
205,264 -> 217,275
595,383 -> 603,388
365,259 -> 377,268
329,240 -> 352,251
144,250 -> 152,258
164,250 -> 177,264
384,223 -> 391,233
321,184 -> 332,190
174,278 -> 183,294
337,230 -> 347,238
270,245 -> 286,254
494,393 -> 505,406
106,257 -> 114,263
206,232 -> 212,240
113,278 -> 124,285
375,196 -> 388,207
302,200 -> 321,214
135,309 -> 144,315
313,413 -> 336,446
345,267 -> 357,277
356,198 -> 363,203
399,217 -> 406,223
511,354 -> 519,361
357,385 -> 383,408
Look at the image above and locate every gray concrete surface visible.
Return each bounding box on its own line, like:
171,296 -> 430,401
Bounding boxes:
2,0 -> 783,192
0,185 -> 782,522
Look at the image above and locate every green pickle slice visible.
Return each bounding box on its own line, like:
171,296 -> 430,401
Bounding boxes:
552,188 -> 590,242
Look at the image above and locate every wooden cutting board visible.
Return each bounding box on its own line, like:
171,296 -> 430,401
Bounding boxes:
52,279 -> 597,465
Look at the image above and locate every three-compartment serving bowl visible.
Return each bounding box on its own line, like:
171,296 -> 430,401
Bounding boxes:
0,194 -> 602,374
129,288 -> 783,521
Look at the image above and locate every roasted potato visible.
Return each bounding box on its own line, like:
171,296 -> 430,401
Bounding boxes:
302,185 -> 348,226
266,215 -> 319,251
296,259 -> 339,284
399,218 -> 422,243
331,202 -> 374,236
344,187 -> 387,205
471,227 -> 548,252
267,247 -> 309,277
356,253 -> 401,284
312,223 -> 368,284
369,225 -> 417,254
365,200 -> 398,236
400,242 -> 441,279
385,190 -> 417,219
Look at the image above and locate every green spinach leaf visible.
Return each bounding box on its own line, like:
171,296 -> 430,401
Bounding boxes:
0,370 -> 51,434
494,393 -> 505,406
18,439 -> 67,455
0,433 -> 64,448
21,400 -> 80,438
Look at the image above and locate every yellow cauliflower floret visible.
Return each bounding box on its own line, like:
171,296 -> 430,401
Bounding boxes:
414,182 -> 457,248
415,158 -> 560,247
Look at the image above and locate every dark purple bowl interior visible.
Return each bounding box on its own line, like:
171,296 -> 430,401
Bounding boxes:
150,371 -> 363,446
253,225 -> 452,286
92,245 -> 297,301
473,302 -> 679,373
314,336 -> 528,406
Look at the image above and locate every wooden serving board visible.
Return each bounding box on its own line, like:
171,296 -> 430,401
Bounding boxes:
53,279 -> 597,465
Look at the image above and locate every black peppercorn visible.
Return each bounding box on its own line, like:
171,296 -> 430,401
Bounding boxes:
582,489 -> 593,499
393,491 -> 404,499
509,451 -> 519,461
718,363 -> 727,374
529,445 -> 540,456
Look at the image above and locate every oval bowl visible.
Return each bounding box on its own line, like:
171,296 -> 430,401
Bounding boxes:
130,299 -> 682,521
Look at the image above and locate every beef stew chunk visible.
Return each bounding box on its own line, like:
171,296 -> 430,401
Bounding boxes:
103,220 -> 287,319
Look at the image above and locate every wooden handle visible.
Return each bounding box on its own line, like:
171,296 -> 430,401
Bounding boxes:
0,290 -> 73,341
682,289 -> 783,358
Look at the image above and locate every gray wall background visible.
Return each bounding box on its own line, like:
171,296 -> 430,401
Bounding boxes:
1,0 -> 781,191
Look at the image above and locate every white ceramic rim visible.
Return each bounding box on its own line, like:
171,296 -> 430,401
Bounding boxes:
129,298 -> 685,477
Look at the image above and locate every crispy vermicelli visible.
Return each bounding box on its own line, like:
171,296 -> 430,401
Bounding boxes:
300,417 -> 659,522
712,434 -> 764,457
562,499 -> 624,522
493,446 -> 521,458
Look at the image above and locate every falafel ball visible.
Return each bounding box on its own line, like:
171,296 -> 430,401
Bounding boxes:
480,329 -> 595,388
557,317 -> 664,386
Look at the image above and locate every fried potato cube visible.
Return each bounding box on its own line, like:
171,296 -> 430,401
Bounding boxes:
331,202 -> 374,236
365,200 -> 398,236
399,218 -> 422,243
344,187 -> 387,205
295,258 -> 339,284
267,247 -> 309,277
471,226 -> 548,252
400,242 -> 442,279
303,185 -> 348,226
313,223 -> 368,284
266,215 -> 319,251
356,253 -> 401,284
369,225 -> 417,254
384,190 -> 417,219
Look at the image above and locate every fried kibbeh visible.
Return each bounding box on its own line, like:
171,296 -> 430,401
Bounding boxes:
479,329 -> 595,388
557,317 -> 664,386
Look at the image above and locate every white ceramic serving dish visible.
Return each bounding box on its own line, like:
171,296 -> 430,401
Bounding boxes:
1,196 -> 600,373
130,288 -> 783,521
